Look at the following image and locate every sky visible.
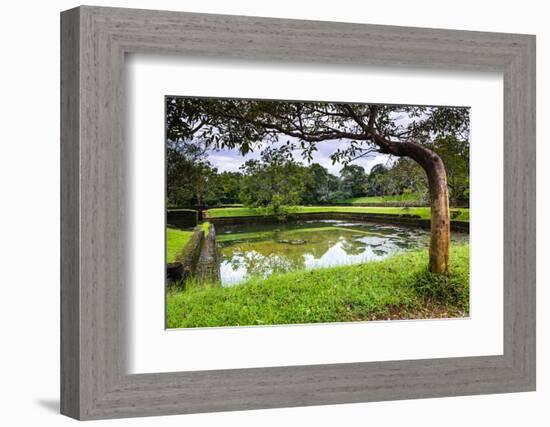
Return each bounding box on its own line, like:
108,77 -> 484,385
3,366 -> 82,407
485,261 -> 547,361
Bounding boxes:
205,135 -> 391,176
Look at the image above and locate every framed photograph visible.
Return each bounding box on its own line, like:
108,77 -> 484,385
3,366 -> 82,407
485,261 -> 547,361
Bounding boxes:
163,96 -> 472,329
61,6 -> 536,420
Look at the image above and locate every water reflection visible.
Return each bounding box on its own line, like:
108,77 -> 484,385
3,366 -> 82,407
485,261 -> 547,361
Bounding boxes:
217,220 -> 468,286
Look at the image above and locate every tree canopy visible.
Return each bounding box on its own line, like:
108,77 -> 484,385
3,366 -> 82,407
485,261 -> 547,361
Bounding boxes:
166,98 -> 470,208
166,98 -> 469,167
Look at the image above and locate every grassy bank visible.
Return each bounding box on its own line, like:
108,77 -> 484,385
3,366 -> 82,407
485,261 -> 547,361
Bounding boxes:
166,222 -> 212,263
166,244 -> 469,328
342,193 -> 422,204
166,227 -> 193,263
204,205 -> 470,222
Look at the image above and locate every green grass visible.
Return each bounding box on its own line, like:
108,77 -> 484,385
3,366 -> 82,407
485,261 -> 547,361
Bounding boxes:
204,206 -> 269,217
166,227 -> 193,263
342,193 -> 422,204
204,206 -> 469,222
201,221 -> 210,234
166,244 -> 470,328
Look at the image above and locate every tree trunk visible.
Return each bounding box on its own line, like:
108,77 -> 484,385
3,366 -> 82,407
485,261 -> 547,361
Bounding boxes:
386,140 -> 450,274
425,156 -> 450,274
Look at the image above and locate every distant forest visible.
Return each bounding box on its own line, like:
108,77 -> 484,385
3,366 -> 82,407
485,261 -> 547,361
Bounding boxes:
167,135 -> 469,208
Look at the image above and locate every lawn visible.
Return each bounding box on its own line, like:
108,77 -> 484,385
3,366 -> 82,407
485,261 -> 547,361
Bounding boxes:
166,227 -> 193,263
204,205 -> 470,222
166,244 -> 470,328
342,193 -> 423,204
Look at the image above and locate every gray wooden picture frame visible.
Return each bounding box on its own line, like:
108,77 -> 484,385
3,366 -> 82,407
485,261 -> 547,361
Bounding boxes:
60,5 -> 536,420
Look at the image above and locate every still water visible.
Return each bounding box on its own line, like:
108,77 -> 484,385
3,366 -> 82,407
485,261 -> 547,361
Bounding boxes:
217,220 -> 468,287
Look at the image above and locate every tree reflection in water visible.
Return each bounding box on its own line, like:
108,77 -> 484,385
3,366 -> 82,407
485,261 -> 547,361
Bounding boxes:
218,220 -> 468,286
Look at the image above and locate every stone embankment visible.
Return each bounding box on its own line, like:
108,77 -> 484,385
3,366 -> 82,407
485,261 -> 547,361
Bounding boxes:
207,212 -> 469,233
167,224 -> 221,287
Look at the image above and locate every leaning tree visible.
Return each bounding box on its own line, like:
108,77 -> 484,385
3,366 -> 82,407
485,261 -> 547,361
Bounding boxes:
166,98 -> 469,274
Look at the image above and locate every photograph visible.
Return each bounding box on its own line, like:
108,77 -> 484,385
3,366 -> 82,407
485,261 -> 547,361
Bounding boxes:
52,4 -> 537,421
164,97 -> 471,328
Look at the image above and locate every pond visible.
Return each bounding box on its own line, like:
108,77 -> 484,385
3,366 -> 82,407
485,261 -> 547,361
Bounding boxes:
217,220 -> 469,286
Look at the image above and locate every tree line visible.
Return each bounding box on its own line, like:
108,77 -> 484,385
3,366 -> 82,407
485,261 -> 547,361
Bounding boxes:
167,135 -> 469,209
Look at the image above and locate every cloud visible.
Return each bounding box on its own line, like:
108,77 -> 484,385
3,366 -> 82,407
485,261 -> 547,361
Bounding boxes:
206,136 -> 391,176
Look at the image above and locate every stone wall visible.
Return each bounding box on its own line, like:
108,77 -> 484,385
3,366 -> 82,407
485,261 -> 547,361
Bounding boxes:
195,224 -> 221,284
166,225 -> 203,286
166,224 -> 222,288
207,212 -> 469,233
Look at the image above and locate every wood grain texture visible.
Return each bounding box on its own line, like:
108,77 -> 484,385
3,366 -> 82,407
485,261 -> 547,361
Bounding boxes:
60,6 -> 536,420
60,7 -> 80,419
